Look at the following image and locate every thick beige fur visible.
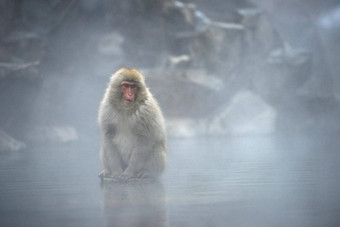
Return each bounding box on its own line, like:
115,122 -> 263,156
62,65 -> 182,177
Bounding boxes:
98,68 -> 167,180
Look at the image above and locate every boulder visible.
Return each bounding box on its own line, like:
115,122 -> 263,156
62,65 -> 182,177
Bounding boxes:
166,118 -> 205,137
26,125 -> 78,144
0,129 -> 26,152
208,91 -> 277,135
145,69 -> 224,118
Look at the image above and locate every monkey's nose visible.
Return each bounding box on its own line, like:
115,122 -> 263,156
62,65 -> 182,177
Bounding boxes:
127,93 -> 133,99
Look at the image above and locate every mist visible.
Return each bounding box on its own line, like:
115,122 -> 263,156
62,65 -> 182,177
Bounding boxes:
1,0 -> 340,226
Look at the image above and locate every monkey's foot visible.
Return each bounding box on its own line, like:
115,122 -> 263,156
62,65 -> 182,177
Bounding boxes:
99,170 -> 121,181
117,173 -> 135,181
134,172 -> 153,180
117,172 -> 153,182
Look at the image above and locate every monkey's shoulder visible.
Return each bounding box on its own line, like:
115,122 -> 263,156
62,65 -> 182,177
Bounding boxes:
98,104 -> 118,125
140,96 -> 163,116
135,101 -> 166,139
138,101 -> 164,125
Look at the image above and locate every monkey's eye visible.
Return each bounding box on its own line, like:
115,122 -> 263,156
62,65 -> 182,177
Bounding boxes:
122,84 -> 129,88
130,84 -> 138,89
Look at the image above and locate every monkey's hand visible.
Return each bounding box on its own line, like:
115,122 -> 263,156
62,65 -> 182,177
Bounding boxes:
99,169 -> 109,179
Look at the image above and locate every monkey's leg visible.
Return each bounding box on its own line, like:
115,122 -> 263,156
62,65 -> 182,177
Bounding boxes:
140,149 -> 166,179
120,140 -> 166,180
118,136 -> 152,180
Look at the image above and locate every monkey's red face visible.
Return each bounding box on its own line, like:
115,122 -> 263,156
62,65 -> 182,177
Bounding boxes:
121,81 -> 138,105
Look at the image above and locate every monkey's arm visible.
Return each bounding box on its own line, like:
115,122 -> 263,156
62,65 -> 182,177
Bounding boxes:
99,125 -> 123,179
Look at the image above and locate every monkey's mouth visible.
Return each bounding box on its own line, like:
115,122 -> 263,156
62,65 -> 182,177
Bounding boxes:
123,98 -> 134,104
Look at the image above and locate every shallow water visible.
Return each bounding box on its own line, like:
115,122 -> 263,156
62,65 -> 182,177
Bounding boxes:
1,133 -> 340,226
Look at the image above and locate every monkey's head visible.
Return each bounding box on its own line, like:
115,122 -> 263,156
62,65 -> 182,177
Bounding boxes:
108,68 -> 148,107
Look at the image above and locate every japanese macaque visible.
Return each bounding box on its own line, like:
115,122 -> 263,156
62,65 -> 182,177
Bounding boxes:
98,68 -> 167,181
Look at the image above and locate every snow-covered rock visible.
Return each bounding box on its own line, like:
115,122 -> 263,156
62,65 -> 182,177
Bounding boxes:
208,91 -> 277,135
0,129 -> 26,152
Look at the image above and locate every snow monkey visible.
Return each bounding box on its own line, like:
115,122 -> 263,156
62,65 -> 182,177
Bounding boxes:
98,68 -> 167,181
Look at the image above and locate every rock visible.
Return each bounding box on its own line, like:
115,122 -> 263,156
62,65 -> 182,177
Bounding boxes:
22,0 -> 75,34
0,61 -> 42,139
298,73 -> 334,98
166,90 -> 277,137
249,47 -> 311,100
0,129 -> 26,152
208,91 -> 277,135
166,55 -> 191,69
188,21 -> 243,73
0,61 -> 40,79
267,43 -> 310,66
166,118 -> 205,137
3,30 -> 46,62
316,8 -> 340,99
94,32 -> 124,76
145,69 -> 224,118
0,0 -> 15,36
26,125 -> 78,143
79,0 -> 101,12
238,8 -> 282,59
177,69 -> 224,91
97,32 -> 124,56
192,27 -> 241,72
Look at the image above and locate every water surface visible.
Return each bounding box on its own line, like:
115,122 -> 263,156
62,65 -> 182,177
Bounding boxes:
1,133 -> 340,226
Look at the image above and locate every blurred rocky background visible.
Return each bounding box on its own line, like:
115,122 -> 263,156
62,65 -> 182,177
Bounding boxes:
0,0 -> 340,150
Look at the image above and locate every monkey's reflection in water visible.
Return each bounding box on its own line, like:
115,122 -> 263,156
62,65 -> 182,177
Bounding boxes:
101,181 -> 168,227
